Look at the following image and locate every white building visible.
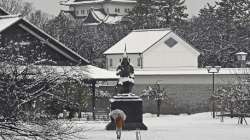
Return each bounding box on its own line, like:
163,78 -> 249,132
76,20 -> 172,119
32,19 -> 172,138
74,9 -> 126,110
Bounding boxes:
61,0 -> 136,18
104,28 -> 201,70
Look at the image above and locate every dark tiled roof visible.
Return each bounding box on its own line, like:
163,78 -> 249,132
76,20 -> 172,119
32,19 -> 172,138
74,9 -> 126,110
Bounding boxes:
83,8 -> 123,25
0,7 -> 9,16
0,15 -> 89,65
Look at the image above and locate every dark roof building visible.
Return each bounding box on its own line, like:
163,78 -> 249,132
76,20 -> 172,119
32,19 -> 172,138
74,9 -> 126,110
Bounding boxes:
0,12 -> 89,65
83,8 -> 124,25
60,0 -> 136,19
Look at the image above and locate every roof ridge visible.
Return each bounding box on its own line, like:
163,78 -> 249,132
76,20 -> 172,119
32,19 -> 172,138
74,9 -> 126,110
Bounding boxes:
0,14 -> 21,19
132,28 -> 171,32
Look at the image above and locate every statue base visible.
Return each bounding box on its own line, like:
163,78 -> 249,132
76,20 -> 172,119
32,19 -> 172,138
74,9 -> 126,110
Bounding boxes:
106,94 -> 148,130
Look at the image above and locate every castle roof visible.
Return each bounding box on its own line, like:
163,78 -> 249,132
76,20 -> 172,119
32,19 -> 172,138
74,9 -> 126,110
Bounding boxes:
61,0 -> 136,5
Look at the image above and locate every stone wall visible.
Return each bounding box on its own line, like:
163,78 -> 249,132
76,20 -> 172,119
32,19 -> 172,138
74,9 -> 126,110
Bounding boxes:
134,84 -> 214,114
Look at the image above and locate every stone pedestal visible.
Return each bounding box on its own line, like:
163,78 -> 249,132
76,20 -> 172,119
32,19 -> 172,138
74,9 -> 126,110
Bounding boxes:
106,94 -> 147,130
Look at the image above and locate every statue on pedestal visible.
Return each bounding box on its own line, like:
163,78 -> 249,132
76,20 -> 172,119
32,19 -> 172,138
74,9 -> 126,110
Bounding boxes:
116,52 -> 134,94
106,45 -> 147,130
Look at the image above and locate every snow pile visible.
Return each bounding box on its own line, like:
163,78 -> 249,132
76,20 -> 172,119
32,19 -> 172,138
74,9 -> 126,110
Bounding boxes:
73,112 -> 250,140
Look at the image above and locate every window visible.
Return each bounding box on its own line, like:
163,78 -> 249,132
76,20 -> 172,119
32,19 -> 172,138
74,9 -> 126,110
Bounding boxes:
109,59 -> 113,67
165,37 -> 178,48
115,8 -> 120,13
81,10 -> 85,14
106,8 -> 109,13
137,57 -> 141,67
75,10 -> 79,15
125,8 -> 130,13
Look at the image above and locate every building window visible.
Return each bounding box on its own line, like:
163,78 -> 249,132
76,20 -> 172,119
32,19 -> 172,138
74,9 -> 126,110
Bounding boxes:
81,10 -> 85,14
75,10 -> 79,15
165,37 -> 178,48
107,8 -> 109,13
137,57 -> 141,67
109,59 -> 113,67
115,8 -> 120,13
125,8 -> 130,13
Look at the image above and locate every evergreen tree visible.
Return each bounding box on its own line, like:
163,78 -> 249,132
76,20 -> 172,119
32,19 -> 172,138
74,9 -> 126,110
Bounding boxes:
154,0 -> 188,29
180,0 -> 250,67
127,0 -> 188,29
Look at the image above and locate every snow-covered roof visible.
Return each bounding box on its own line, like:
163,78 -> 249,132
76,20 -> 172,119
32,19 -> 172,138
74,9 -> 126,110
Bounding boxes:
134,68 -> 250,76
0,15 -> 20,32
103,15 -> 123,24
0,15 -> 89,65
79,65 -> 119,80
44,65 -> 119,80
83,8 -> 123,25
104,29 -> 172,54
62,0 -> 136,5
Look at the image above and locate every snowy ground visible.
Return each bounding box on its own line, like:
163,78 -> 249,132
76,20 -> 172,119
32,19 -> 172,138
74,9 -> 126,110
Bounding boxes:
74,112 -> 250,140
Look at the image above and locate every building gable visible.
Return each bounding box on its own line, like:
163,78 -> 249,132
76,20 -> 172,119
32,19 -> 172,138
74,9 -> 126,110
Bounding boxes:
0,15 -> 89,65
142,31 -> 200,69
144,31 -> 200,56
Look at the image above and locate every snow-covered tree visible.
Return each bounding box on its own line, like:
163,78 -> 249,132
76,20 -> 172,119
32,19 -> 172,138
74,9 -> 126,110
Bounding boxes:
0,0 -> 51,29
0,28 -> 86,140
179,0 -> 250,67
127,0 -> 188,29
214,72 -> 250,117
44,14 -> 131,66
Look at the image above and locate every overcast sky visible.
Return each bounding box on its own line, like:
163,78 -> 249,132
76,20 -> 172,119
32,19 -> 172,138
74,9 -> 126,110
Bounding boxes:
24,0 -> 219,17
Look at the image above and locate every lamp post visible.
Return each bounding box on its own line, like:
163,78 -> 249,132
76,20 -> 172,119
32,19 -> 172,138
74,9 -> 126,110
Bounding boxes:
206,65 -> 221,118
235,52 -> 247,68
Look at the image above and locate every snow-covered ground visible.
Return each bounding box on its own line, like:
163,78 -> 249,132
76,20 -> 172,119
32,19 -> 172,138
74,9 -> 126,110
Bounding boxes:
74,112 -> 250,140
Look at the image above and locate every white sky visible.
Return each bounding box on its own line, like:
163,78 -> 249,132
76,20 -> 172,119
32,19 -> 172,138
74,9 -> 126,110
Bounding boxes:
24,0 -> 219,17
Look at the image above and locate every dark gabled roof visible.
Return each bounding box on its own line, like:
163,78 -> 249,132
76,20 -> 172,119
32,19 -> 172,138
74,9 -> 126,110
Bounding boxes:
0,15 -> 90,65
0,7 -> 9,16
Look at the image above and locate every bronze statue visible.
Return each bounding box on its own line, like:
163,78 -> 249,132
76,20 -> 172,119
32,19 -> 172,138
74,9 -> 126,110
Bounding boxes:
116,54 -> 134,94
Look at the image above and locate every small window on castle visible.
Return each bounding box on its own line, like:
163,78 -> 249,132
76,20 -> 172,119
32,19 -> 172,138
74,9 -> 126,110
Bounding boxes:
75,10 -> 79,15
165,37 -> 178,48
109,59 -> 113,67
115,8 -> 120,13
81,10 -> 85,14
137,57 -> 141,67
125,8 -> 130,13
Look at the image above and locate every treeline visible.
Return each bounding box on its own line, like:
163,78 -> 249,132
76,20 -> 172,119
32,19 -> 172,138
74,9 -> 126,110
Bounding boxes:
3,0 -> 250,68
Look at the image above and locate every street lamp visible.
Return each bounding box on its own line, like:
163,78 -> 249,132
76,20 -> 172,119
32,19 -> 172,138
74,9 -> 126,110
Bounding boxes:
206,65 -> 221,118
235,52 -> 248,68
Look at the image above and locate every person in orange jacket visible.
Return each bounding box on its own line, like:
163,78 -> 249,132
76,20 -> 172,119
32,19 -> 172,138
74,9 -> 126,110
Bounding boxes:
115,114 -> 124,140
